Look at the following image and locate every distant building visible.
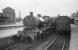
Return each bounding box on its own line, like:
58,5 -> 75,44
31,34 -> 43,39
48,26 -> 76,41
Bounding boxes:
16,17 -> 23,22
3,7 -> 16,23
72,11 -> 78,24
0,13 -> 3,17
0,12 -> 10,24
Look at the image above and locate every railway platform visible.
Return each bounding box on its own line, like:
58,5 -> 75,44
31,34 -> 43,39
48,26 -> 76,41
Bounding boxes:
69,24 -> 78,50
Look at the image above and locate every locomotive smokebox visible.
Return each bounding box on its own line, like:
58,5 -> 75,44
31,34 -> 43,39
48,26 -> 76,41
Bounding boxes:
23,12 -> 38,29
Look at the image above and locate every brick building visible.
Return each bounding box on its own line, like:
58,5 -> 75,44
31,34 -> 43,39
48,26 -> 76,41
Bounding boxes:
2,7 -> 16,23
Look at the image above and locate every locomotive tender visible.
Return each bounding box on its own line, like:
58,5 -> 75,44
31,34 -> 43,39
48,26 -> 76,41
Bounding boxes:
55,16 -> 74,36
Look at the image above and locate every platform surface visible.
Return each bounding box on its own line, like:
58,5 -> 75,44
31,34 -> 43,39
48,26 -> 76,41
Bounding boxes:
69,24 -> 78,50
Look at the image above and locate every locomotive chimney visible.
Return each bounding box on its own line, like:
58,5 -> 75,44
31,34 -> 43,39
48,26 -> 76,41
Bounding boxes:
30,12 -> 33,17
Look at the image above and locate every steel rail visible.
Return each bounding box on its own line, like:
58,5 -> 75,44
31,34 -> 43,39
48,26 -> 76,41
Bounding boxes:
44,38 -> 57,50
5,42 -> 22,50
44,36 -> 67,50
61,38 -> 67,50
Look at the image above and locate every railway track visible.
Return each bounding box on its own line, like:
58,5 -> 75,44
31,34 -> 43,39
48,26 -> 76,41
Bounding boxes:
45,35 -> 70,50
23,34 -> 70,50
3,33 -> 57,50
3,41 -> 34,50
3,33 -> 70,50
4,42 -> 23,50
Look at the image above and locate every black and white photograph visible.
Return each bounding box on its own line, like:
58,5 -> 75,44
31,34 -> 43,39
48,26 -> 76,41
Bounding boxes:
0,0 -> 77,50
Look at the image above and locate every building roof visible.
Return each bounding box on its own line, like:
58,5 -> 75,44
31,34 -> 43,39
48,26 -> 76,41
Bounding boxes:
3,7 -> 14,11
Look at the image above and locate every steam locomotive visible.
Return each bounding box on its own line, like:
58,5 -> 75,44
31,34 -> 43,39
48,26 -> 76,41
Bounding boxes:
13,12 -> 74,42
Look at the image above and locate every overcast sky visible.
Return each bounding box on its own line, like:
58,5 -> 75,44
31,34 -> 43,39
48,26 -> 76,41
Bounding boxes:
0,0 -> 78,18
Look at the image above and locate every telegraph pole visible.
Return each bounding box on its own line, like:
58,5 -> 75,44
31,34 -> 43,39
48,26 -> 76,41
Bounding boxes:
19,10 -> 21,21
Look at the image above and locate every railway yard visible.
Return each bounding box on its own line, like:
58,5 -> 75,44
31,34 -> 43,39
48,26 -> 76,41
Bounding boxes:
0,12 -> 76,50
0,23 -> 76,50
1,29 -> 70,50
0,0 -> 78,50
